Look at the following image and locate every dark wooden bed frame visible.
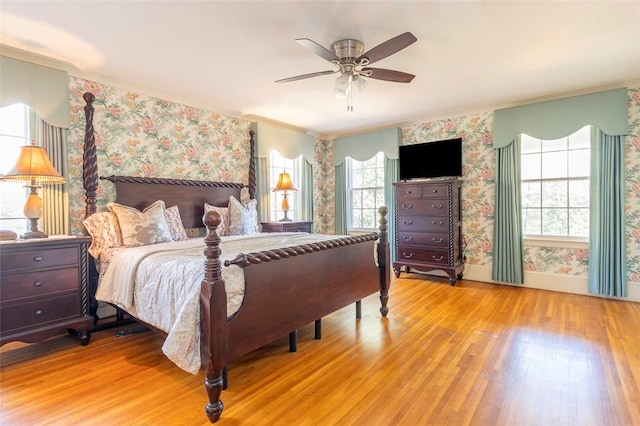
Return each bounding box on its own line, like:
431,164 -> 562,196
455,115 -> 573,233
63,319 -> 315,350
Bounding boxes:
81,92 -> 390,422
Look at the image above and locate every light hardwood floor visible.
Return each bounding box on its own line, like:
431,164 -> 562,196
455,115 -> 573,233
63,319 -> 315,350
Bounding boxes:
2,275 -> 640,425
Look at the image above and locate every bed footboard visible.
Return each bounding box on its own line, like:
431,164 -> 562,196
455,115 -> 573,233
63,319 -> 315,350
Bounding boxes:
200,206 -> 389,423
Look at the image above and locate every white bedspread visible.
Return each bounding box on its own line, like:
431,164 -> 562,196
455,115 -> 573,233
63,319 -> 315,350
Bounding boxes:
95,232 -> 343,374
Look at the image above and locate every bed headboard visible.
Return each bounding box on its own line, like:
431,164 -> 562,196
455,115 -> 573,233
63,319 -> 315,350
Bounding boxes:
100,175 -> 243,229
82,92 -> 257,228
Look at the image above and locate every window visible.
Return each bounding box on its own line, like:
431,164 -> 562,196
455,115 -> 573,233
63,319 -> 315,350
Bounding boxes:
0,104 -> 30,234
269,150 -> 300,221
521,126 -> 591,239
347,152 -> 385,231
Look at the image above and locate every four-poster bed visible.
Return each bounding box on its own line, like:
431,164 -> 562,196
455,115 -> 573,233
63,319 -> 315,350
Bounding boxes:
81,92 -> 390,422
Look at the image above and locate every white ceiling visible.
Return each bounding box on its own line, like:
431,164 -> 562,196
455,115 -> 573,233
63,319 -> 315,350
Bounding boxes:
1,1 -> 639,138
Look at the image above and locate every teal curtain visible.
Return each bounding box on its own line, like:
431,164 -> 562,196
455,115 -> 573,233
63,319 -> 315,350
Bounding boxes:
299,156 -> 314,224
384,157 -> 399,261
589,129 -> 627,297
492,136 -> 524,284
256,157 -> 270,222
335,162 -> 347,235
35,116 -> 69,235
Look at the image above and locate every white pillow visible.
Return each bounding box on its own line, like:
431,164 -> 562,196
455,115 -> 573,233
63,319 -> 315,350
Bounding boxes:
228,196 -> 259,235
107,200 -> 173,247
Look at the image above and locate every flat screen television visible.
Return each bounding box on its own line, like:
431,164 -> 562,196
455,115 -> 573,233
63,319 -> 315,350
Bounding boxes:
398,138 -> 462,181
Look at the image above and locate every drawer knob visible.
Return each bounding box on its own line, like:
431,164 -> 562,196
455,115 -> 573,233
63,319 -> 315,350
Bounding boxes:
432,238 -> 443,243
403,220 -> 413,225
432,255 -> 444,261
432,189 -> 438,193
35,309 -> 43,316
431,204 -> 444,209
33,256 -> 43,262
431,220 -> 444,226
402,236 -> 413,241
401,204 -> 412,209
33,281 -> 43,287
402,252 -> 414,258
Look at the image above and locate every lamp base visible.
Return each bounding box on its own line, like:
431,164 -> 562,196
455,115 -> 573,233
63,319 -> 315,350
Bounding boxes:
279,218 -> 293,222
22,230 -> 49,239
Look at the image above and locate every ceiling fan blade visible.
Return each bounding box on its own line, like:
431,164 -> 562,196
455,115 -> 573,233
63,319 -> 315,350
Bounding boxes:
276,69 -> 338,83
357,32 -> 417,65
296,38 -> 340,62
362,68 -> 415,83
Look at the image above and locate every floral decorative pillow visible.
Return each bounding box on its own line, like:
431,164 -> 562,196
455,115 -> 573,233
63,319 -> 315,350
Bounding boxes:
228,196 -> 259,236
82,211 -> 122,258
107,200 -> 173,247
165,205 -> 189,241
204,203 -> 229,236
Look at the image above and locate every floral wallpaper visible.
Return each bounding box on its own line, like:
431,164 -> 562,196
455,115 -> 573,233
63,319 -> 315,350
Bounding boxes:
401,87 -> 640,284
403,112 -> 495,268
313,137 -> 335,234
67,77 -> 252,235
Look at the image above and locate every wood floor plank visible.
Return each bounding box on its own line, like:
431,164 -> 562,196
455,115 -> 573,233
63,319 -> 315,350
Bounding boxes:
2,276 -> 640,425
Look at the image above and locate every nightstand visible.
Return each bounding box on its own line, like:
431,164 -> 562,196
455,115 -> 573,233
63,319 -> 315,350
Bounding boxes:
0,236 -> 93,346
261,221 -> 313,233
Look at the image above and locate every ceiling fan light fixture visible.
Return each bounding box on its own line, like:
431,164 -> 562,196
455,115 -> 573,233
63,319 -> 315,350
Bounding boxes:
335,72 -> 351,98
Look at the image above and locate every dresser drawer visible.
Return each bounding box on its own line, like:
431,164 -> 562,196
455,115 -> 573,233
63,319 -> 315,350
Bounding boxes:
397,215 -> 449,232
1,293 -> 80,332
396,246 -> 450,265
398,232 -> 450,249
1,246 -> 79,272
419,183 -> 450,198
396,199 -> 450,216
1,267 -> 79,301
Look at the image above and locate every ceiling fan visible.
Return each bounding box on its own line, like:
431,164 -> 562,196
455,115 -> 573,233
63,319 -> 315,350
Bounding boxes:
276,32 -> 417,109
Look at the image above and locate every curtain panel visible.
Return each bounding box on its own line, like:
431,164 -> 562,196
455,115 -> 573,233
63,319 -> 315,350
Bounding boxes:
299,157 -> 314,223
334,162 -> 347,235
492,136 -> 524,284
384,157 -> 399,261
35,117 -> 69,235
589,129 -> 627,297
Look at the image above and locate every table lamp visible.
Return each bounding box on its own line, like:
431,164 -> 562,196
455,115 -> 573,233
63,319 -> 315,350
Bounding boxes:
0,143 -> 65,238
273,172 -> 297,221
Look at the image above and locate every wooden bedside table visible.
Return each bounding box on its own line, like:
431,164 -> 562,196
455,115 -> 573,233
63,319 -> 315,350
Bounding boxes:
0,236 -> 93,347
261,221 -> 313,233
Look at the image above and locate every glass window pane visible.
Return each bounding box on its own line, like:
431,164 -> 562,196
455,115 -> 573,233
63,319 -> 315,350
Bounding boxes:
569,180 -> 589,207
362,190 -> 376,208
542,181 -> 567,207
522,181 -> 541,208
568,149 -> 589,177
541,151 -> 567,178
542,208 -> 568,235
569,208 -> 589,237
521,153 -> 541,180
523,209 -> 541,235
0,104 -> 27,136
352,190 -> 362,209
569,126 -> 591,150
541,137 -> 567,152
521,134 -> 540,154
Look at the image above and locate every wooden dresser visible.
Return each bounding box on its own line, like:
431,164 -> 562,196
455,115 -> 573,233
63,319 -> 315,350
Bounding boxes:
0,236 -> 93,346
393,179 -> 464,285
261,221 -> 313,233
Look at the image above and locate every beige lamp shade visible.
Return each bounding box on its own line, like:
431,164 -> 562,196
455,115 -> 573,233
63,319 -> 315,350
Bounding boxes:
1,144 -> 65,239
1,145 -> 65,184
273,172 -> 297,192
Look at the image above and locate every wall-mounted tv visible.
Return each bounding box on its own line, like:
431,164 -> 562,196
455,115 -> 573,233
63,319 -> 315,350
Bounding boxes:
399,138 -> 462,181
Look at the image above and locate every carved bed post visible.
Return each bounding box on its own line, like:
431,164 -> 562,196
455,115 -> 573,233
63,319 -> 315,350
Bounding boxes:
201,210 -> 227,423
83,92 -> 98,220
377,206 -> 390,317
248,130 -> 257,199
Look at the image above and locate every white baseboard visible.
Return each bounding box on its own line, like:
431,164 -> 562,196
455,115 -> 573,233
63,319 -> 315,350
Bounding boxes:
463,264 -> 640,303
